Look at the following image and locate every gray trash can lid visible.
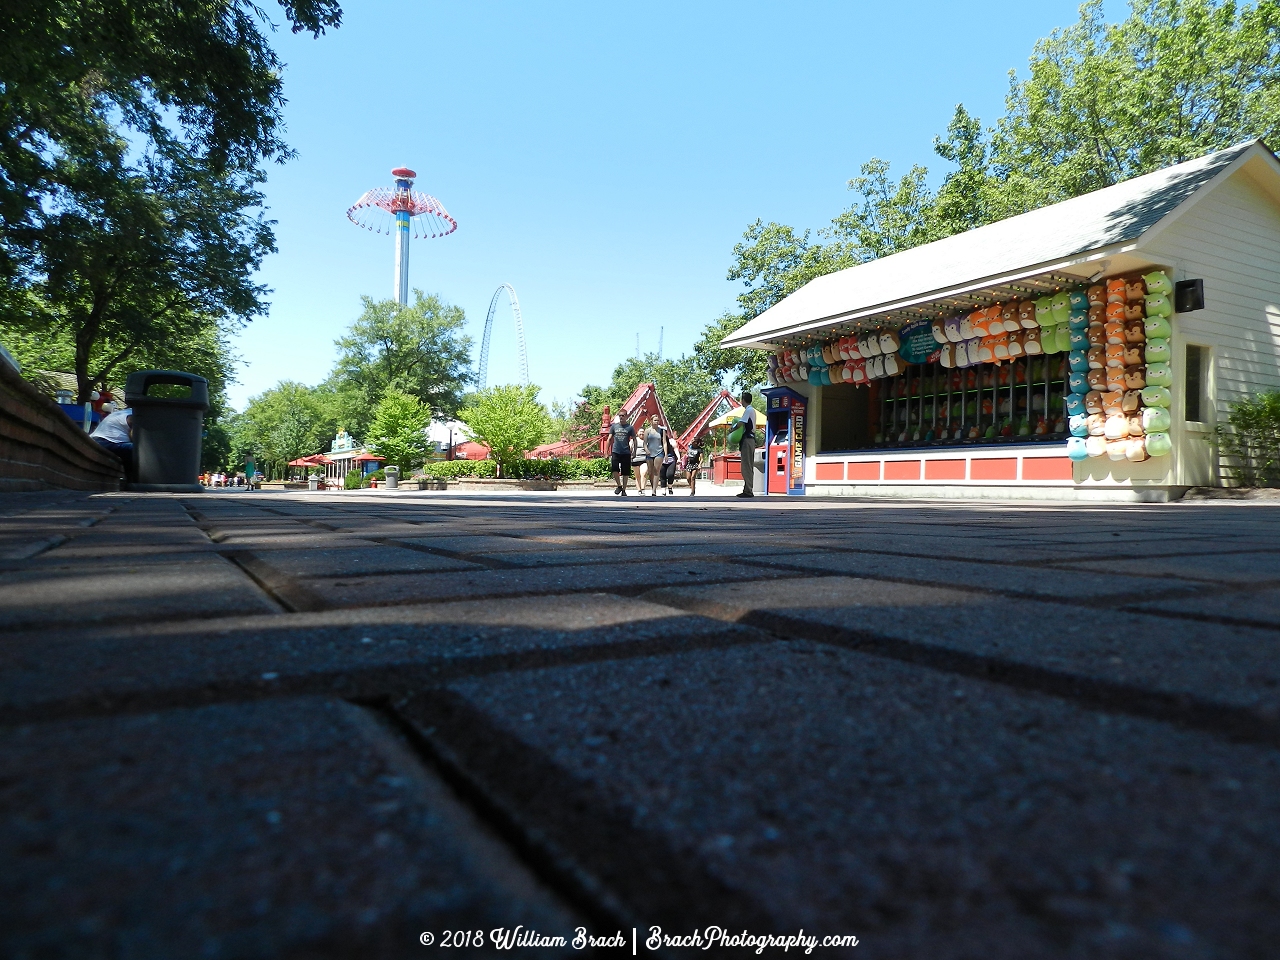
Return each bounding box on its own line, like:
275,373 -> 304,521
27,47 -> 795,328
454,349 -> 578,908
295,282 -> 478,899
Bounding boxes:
125,370 -> 209,410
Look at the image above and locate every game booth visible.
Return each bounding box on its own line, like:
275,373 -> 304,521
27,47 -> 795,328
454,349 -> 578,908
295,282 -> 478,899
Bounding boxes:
721,140 -> 1280,501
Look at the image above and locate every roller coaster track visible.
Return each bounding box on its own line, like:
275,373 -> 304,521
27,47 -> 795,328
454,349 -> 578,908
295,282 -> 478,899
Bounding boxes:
478,284 -> 529,390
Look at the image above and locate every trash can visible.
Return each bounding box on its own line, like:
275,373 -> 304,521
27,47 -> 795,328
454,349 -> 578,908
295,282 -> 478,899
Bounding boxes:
124,370 -> 209,493
383,465 -> 399,490
752,447 -> 767,496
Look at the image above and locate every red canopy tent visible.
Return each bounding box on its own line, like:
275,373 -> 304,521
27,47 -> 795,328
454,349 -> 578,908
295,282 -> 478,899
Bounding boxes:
287,454 -> 332,467
353,453 -> 385,463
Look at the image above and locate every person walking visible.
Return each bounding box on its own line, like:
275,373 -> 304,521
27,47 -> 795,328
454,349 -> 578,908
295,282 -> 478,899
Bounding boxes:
642,415 -> 665,497
684,430 -> 705,496
733,391 -> 758,498
660,425 -> 680,495
607,414 -> 636,496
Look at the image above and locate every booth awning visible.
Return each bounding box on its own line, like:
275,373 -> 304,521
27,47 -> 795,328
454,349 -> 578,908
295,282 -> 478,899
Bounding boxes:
288,454 -> 332,467
353,452 -> 385,463
708,407 -> 767,428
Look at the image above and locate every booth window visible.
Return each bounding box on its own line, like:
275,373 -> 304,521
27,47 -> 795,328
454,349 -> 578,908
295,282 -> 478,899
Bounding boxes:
1185,344 -> 1207,422
815,354 -> 1069,451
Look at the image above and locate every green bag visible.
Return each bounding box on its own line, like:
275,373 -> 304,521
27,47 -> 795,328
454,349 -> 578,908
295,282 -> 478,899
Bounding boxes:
727,424 -> 745,447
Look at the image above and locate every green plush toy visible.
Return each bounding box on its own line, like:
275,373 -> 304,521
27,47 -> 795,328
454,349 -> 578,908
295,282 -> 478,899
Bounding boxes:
1142,407 -> 1171,433
1144,315 -> 1172,340
1143,271 -> 1173,296
1035,297 -> 1054,327
1145,432 -> 1172,457
1051,291 -> 1071,325
1145,337 -> 1171,364
1145,294 -> 1173,319
1145,362 -> 1173,387
1141,385 -> 1172,408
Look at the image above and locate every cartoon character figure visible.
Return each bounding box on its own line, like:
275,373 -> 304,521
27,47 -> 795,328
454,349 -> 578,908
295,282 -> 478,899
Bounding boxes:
1107,278 -> 1127,303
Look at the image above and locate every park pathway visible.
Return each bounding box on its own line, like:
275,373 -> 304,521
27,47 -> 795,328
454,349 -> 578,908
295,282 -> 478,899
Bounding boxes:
3,489 -> 1280,958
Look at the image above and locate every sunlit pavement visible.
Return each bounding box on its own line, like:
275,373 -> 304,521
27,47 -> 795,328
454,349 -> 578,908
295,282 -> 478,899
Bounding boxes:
4,489 -> 1280,957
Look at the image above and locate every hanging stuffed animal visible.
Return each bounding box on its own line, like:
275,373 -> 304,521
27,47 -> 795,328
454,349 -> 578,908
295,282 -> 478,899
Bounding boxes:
987,304 -> 1007,334
1087,345 -> 1107,369
1142,406 -> 1171,433
1107,439 -> 1129,461
1000,302 -> 1019,332
1141,385 -> 1172,408
1105,342 -> 1126,368
1126,278 -> 1147,301
882,352 -> 905,377
1069,289 -> 1089,313
1106,368 -> 1126,393
969,309 -> 991,338
992,332 -> 1011,361
1084,391 -> 1104,416
1019,301 -> 1038,329
1124,319 -> 1146,344
1087,323 -> 1107,347
1101,390 -> 1125,417
1087,284 -> 1106,308
1145,432 -> 1172,457
1086,368 -> 1106,392
1067,436 -> 1089,461
1125,301 -> 1145,321
1126,438 -> 1148,462
1051,292 -> 1072,325
1069,350 -> 1090,373
1145,293 -> 1173,319
1007,329 -> 1025,358
1086,412 -> 1106,436
1104,414 -> 1129,440
1143,271 -> 1173,297
1105,320 -> 1126,344
1106,278 -> 1127,303
1065,393 -> 1086,417
861,332 -> 882,357
879,329 -> 902,354
1086,435 -> 1108,458
1145,338 -> 1171,364
1145,362 -> 1172,387
938,343 -> 955,369
1035,297 -> 1054,327
945,315 -> 964,343
1124,366 -> 1146,390
1106,301 -> 1126,322
1122,389 -> 1141,414
1144,315 -> 1172,340
1088,303 -> 1106,326
1123,344 -> 1143,367
930,319 -> 948,345
1023,327 -> 1044,355
1069,328 -> 1089,353
1069,413 -> 1089,437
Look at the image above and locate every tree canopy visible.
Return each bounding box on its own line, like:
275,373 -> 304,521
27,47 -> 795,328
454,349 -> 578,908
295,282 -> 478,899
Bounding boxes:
563,352 -> 723,439
458,385 -> 553,473
700,0 -> 1280,389
366,390 -> 433,472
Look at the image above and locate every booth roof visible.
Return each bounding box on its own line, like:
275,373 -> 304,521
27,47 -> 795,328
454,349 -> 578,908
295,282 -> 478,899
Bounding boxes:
352,452 -> 385,462
722,139 -> 1272,350
708,407 -> 768,428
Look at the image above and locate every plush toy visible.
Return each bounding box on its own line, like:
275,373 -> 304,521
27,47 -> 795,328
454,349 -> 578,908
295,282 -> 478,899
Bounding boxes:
1087,345 -> 1107,369
1106,301 -> 1127,322
1141,385 -> 1172,408
1087,323 -> 1107,347
1035,297 -> 1054,327
1125,278 -> 1147,301
1107,278 -> 1127,303
1121,345 -> 1142,368
1088,304 -> 1106,325
1068,310 -> 1089,332
1019,301 -> 1038,329
1106,342 -> 1127,368
883,353 -> 905,377
1125,301 -> 1145,321
1123,366 -> 1146,390
1087,368 -> 1108,391
1144,315 -> 1172,340
1068,329 -> 1089,353
1122,389 -> 1141,413
966,336 -> 984,363
943,315 -> 963,343
1144,361 -> 1172,387
983,304 -> 1003,333
1087,284 -> 1106,307
1106,369 -> 1127,393
880,329 -> 902,353
1107,439 -> 1129,461
1023,327 -> 1044,355
1144,271 -> 1173,296
1102,390 -> 1125,417
973,336 -> 993,363
1104,414 -> 1129,440
1142,406 -> 1171,433
1069,372 -> 1090,395
861,332 -> 882,357
969,309 -> 991,338
1051,291 -> 1072,324
1086,412 -> 1107,436
1086,435 -> 1108,458
1145,432 -> 1172,457
1065,393 -> 1086,416
929,319 -> 948,345
1000,302 -> 1019,331
1126,438 -> 1148,462
1085,391 -> 1104,414
1007,330 -> 1025,358
1104,320 -> 1126,344
1054,327 -> 1072,353
1145,337 -> 1171,364
822,344 -> 835,365
1069,350 -> 1090,373
992,333 -> 1011,360
1067,436 -> 1089,461
959,315 -> 975,340
1124,319 -> 1146,344
1145,294 -> 1173,319
1069,413 -> 1089,437
952,341 -> 970,368
1127,412 -> 1145,436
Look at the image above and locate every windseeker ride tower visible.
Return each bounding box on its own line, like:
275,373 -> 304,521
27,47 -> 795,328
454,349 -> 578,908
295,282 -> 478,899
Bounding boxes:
346,167 -> 457,305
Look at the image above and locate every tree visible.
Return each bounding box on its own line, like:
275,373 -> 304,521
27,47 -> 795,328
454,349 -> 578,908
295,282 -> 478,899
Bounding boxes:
329,290 -> 473,435
229,380 -> 335,479
367,389 -> 433,472
457,385 -> 553,474
584,353 -> 723,436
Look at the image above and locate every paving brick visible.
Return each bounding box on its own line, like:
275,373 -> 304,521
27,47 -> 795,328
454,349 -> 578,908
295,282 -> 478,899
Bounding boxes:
0,697 -> 581,958
642,576 -> 1280,723
0,554 -> 278,630
307,559 -> 798,607
1130,585 -> 1280,629
1055,550 -> 1280,584
246,545 -> 482,578
403,642 -> 1280,957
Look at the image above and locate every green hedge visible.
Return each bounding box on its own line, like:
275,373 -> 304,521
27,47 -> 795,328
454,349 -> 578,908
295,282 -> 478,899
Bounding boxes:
421,457 -> 611,481
1217,389 -> 1280,487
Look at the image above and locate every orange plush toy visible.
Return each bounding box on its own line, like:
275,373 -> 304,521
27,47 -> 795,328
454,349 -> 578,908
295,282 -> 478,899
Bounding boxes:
1105,342 -> 1126,367
1106,301 -> 1126,321
1105,320 -> 1126,344
1107,278 -> 1127,303
969,309 -> 991,338
1101,390 -> 1124,417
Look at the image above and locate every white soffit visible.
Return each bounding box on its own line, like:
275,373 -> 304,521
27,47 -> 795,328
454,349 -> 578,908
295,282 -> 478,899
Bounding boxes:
723,139 -> 1269,350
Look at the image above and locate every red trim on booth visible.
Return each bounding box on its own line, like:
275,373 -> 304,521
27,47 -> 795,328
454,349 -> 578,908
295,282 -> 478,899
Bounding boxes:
924,459 -> 966,480
1021,456 -> 1074,480
884,459 -> 921,480
847,461 -> 880,481
815,462 -> 845,481
970,458 -> 1017,480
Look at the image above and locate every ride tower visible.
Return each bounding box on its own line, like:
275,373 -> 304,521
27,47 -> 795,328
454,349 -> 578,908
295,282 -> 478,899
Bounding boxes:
346,167 -> 457,306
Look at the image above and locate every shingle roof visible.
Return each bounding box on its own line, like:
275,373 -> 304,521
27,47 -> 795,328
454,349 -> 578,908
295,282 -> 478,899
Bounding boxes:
722,139 -> 1264,348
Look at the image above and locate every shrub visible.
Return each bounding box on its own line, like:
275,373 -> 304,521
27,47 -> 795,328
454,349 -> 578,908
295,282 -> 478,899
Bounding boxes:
423,459 -> 497,480
420,457 -> 610,481
344,468 -> 364,490
361,468 -> 386,487
1216,390 -> 1280,487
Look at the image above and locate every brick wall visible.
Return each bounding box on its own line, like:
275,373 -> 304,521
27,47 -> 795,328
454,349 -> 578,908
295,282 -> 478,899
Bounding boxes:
0,361 -> 121,492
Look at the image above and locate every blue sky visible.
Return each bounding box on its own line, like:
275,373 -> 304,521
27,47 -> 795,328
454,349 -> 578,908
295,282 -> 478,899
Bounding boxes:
232,0 -> 1119,414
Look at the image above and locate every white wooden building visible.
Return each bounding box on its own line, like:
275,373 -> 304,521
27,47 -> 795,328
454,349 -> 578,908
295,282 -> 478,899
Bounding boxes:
722,139 -> 1280,500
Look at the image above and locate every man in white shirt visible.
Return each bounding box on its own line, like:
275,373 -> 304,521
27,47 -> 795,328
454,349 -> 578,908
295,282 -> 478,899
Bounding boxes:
734,391 -> 758,498
90,406 -> 133,480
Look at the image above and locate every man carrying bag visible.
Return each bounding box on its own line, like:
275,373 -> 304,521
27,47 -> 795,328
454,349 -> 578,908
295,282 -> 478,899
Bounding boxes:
728,391 -> 758,499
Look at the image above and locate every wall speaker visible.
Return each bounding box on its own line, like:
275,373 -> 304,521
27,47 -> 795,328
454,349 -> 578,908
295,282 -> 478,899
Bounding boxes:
1175,278 -> 1204,313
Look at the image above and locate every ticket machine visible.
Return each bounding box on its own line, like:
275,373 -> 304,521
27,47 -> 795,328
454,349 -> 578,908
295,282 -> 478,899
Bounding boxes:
762,387 -> 806,496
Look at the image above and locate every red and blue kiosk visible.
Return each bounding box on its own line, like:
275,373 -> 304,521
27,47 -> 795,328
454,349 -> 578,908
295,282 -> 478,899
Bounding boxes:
762,386 -> 806,496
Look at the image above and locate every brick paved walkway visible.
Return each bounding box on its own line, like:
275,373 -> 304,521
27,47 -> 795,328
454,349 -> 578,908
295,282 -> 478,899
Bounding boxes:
3,489 -> 1280,958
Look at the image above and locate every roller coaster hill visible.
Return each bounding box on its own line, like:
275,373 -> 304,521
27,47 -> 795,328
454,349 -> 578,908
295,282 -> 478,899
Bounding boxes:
527,385 -> 735,461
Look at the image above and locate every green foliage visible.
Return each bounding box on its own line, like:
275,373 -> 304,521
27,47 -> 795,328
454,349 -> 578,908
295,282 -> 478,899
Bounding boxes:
344,468 -> 364,490
457,384 -> 553,472
572,352 -> 723,436
228,380 -> 337,480
366,389 -> 433,472
697,0 -> 1280,389
329,290 -> 472,435
421,457 -> 610,481
1216,390 -> 1280,486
